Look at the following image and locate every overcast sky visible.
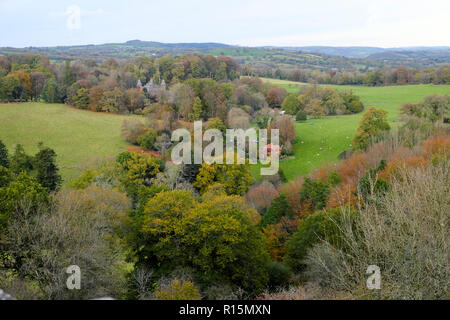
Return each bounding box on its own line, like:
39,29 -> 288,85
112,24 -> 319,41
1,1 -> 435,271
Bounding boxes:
1,0 -> 449,48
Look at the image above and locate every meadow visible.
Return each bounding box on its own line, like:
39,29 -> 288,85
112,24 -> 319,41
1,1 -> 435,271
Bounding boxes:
0,102 -> 136,184
254,79 -> 450,180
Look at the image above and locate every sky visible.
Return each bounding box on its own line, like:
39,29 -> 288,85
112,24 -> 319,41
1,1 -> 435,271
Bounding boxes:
1,0 -> 449,48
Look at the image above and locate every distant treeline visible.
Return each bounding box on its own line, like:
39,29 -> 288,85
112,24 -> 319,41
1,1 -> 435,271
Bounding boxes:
0,53 -> 239,103
252,65 -> 450,86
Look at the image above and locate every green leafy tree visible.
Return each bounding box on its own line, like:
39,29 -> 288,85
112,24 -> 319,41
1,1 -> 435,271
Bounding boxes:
353,106 -> 390,150
295,109 -> 307,121
262,194 -> 295,226
300,178 -> 330,211
281,93 -> 300,115
188,96 -> 203,121
41,79 -> 59,103
0,171 -> 49,227
134,190 -> 269,295
285,208 -> 357,271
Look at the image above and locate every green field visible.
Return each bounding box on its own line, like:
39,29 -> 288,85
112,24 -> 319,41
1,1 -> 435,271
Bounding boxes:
0,103 -> 136,184
254,79 -> 450,180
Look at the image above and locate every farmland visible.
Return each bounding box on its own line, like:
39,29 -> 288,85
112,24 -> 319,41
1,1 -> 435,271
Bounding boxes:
0,102 -> 137,184
254,79 -> 450,180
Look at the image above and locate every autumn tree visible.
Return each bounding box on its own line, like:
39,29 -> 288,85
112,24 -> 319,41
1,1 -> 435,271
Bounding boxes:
88,86 -> 104,111
266,87 -> 287,108
353,106 -> 390,150
194,162 -> 254,196
269,115 -> 296,145
73,88 -> 90,109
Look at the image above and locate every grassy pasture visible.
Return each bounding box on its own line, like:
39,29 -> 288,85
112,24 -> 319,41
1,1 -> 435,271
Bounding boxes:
0,102 -> 137,184
253,78 -> 450,180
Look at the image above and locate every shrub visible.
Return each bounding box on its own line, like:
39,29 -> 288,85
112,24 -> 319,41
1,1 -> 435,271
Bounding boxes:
295,110 -> 307,121
121,118 -> 147,145
137,129 -> 158,151
305,162 -> 449,299
267,261 -> 292,290
0,185 -> 130,299
155,278 -> 201,300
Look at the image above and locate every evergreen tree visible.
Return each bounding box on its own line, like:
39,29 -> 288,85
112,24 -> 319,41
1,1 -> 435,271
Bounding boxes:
0,139 -> 9,168
63,60 -> 75,87
10,144 -> 33,174
34,143 -> 62,191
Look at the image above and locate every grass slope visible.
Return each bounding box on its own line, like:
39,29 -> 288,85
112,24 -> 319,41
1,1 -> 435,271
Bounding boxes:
255,79 -> 450,180
0,103 -> 135,184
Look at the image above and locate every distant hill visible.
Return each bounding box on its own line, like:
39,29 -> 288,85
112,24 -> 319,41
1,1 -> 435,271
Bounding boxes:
1,41 -> 448,70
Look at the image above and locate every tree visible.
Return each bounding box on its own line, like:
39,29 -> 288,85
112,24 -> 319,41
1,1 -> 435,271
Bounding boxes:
134,190 -> 269,295
34,143 -> 62,191
206,117 -> 227,134
0,171 -> 49,227
299,178 -> 330,212
194,162 -> 254,196
41,79 -> 59,103
266,87 -> 287,108
63,60 -> 75,87
0,139 -> 9,168
125,88 -> 144,113
10,144 -> 33,174
262,194 -> 295,226
73,88 -> 89,109
172,83 -> 195,119
295,109 -> 307,121
353,106 -> 390,150
285,208 -> 356,271
30,72 -> 47,101
88,86 -> 104,111
189,96 -> 203,121
281,93 -> 300,115
100,88 -> 124,113
269,115 -> 296,145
